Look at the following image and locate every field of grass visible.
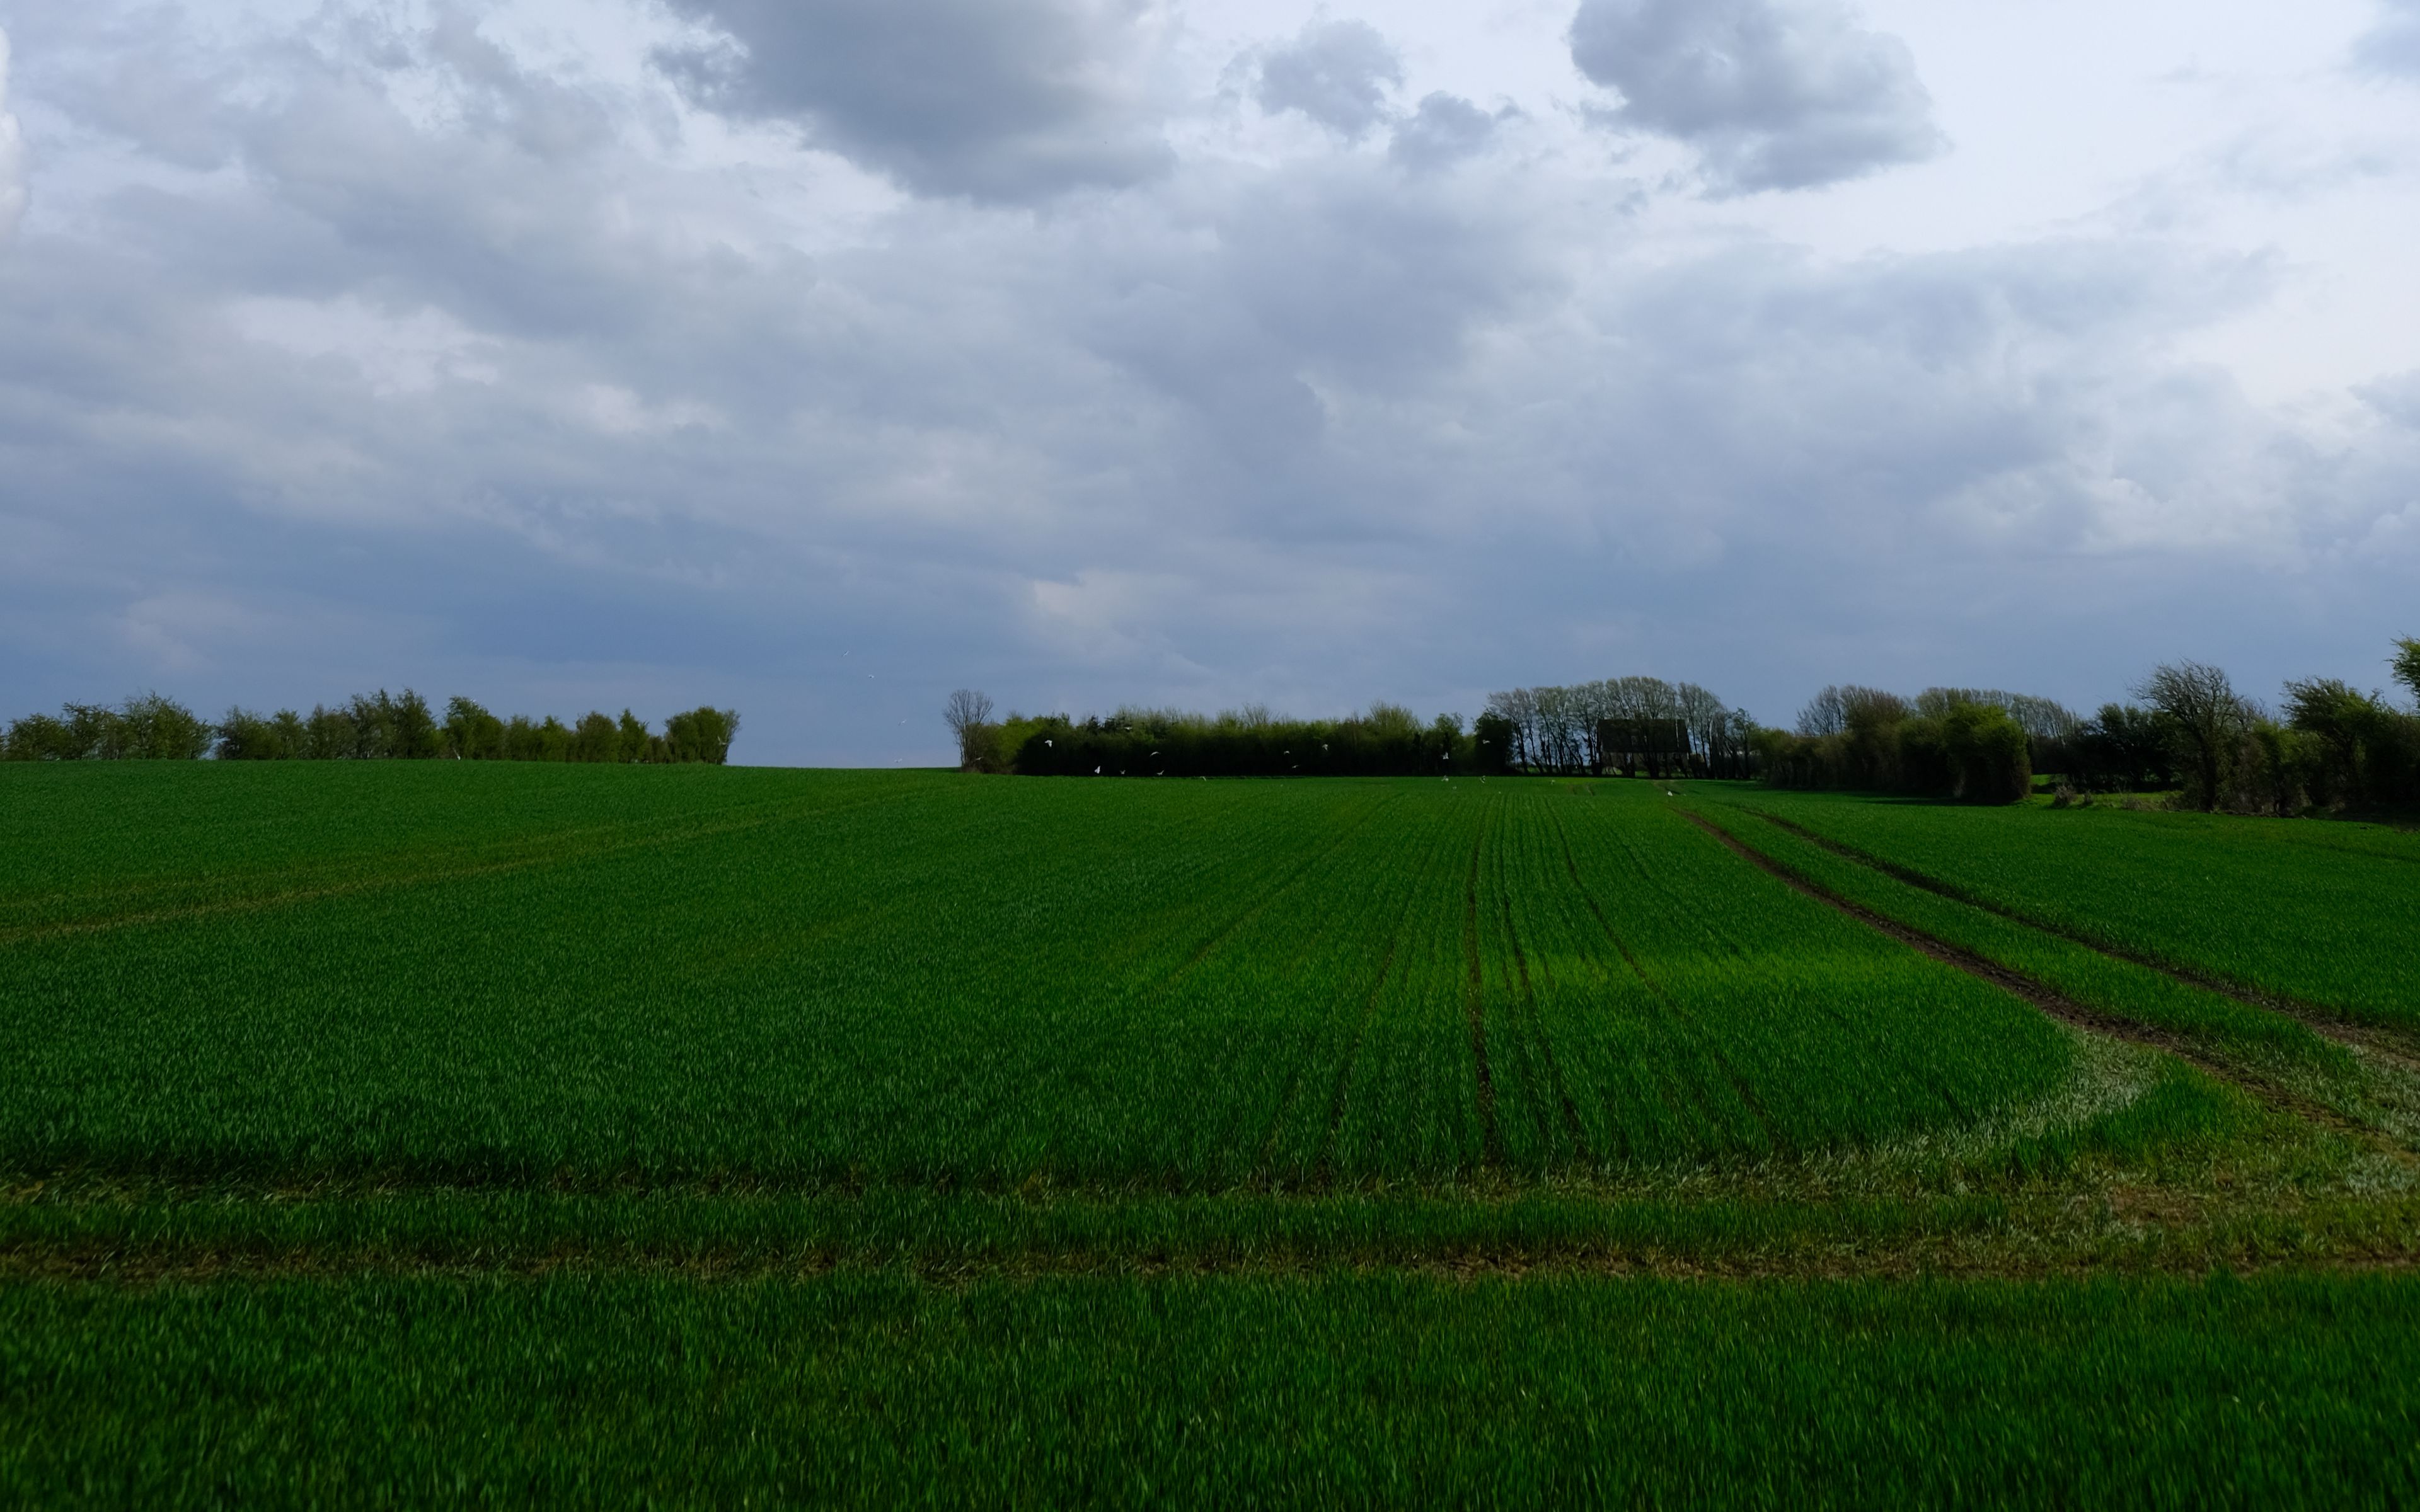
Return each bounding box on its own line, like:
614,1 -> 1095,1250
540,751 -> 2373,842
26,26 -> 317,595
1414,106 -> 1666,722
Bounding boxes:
1698,786 -> 2420,1036
5,764 -> 2419,1504
10,1272 -> 2419,1508
0,764 -> 2087,1186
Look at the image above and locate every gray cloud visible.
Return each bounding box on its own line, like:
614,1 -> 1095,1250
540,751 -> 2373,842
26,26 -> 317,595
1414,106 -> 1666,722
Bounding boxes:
655,0 -> 1170,202
1569,0 -> 1940,193
2356,0 -> 2420,78
1389,93 -> 1504,171
2360,370 -> 2420,427
0,28 -> 25,241
1253,20 -> 1402,139
2,1 -> 2415,762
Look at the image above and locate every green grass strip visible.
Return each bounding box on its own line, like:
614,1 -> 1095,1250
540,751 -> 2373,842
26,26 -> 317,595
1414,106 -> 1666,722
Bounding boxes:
1682,797 -> 2352,1079
6,1269 -> 2419,1508
9,1176 -> 2420,1280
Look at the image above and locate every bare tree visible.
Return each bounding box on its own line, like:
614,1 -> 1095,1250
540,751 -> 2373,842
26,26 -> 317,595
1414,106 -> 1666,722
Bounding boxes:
943,689 -> 996,771
2135,660 -> 2248,811
1797,686 -> 1848,738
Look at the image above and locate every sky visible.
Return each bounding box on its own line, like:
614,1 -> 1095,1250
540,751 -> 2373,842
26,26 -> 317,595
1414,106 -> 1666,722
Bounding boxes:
2,0 -> 2417,765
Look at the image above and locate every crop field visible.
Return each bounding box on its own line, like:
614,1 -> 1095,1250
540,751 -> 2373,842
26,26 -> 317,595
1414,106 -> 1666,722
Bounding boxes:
6,764 -> 2420,1505
1692,786 -> 2420,1034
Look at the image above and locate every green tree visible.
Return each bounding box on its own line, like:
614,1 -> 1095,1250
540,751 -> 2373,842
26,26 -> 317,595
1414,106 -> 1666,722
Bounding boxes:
616,710 -> 652,763
2135,661 -> 2250,812
1472,712 -> 1517,774
2283,677 -> 2386,806
665,707 -> 740,765
377,690 -> 438,759
570,711 -> 622,763
304,705 -> 356,760
2,713 -> 78,760
215,707 -> 292,760
444,697 -> 506,759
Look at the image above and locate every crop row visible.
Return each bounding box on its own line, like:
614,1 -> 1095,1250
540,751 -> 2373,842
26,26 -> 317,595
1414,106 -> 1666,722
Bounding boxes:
0,770 -> 2108,1188
1709,788 -> 2420,1034
6,1271 -> 2418,1507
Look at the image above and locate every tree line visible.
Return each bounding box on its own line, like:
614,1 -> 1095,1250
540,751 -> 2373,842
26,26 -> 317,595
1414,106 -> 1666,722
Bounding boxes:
948,633 -> 2420,814
4,691 -> 742,765
1478,679 -> 1760,779
943,677 -> 1760,781
1758,687 -> 2042,803
950,692 -> 1478,777
2116,643 -> 2420,814
1756,635 -> 2420,812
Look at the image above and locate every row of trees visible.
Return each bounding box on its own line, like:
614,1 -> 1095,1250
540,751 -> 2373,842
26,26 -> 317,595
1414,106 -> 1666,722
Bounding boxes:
4,692 -> 742,765
1761,687 -> 2039,803
953,634 -> 2420,815
951,691 -> 1478,777
1480,679 -> 1760,779
945,677 -> 1759,780
1756,636 -> 2420,811
2124,643 -> 2420,814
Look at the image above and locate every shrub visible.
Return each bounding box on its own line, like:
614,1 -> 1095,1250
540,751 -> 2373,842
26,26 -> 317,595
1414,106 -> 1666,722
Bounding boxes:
664,707 -> 740,764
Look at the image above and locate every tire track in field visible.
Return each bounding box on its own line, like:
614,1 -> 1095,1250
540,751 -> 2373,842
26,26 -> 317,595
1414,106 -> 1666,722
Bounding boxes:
1749,809 -> 2420,1074
14,1244 -> 2420,1285
1463,817 -> 1504,1168
1547,810 -> 1779,1154
1147,790 -> 1395,998
0,786 -> 915,929
1678,810 -> 2418,1160
1492,808 -> 1589,1162
1308,808 -> 1459,1184
1093,791 -> 1399,1179
0,789 -> 932,948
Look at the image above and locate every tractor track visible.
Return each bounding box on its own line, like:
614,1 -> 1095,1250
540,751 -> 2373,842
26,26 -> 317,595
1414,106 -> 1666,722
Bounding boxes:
1750,810 -> 2420,1076
1679,809 -> 2417,1164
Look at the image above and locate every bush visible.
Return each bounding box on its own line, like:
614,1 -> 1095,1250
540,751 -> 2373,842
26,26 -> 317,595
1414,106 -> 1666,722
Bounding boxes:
1005,706 -> 1468,779
1764,696 -> 2028,803
3,694 -> 210,760
15,692 -> 738,766
665,707 -> 740,764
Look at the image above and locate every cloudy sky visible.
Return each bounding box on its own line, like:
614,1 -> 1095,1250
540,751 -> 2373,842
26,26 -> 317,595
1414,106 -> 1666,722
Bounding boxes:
3,0 -> 2417,764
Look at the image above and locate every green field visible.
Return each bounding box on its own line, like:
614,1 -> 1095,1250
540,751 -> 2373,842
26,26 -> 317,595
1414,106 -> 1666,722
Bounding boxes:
1692,786 -> 2420,1034
5,765 -> 2419,1505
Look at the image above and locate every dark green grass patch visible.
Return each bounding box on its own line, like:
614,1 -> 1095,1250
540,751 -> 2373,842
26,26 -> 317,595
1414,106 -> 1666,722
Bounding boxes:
1704,784 -> 2420,1035
5,1270 -> 2417,1509
1680,798 -> 2348,1077
0,767 -> 2077,1187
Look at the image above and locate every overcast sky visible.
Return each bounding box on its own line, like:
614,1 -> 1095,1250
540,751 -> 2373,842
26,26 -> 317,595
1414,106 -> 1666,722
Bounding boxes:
3,0 -> 2417,764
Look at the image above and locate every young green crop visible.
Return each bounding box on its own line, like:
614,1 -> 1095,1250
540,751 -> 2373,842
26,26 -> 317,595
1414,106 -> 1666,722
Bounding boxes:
6,764 -> 2419,1505
0,767 -> 2085,1188
1679,798 -> 2346,1074
1708,786 -> 2420,1034
6,1270 -> 2418,1509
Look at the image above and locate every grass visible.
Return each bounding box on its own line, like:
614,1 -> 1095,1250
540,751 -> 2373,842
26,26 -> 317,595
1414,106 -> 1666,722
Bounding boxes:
1702,784 -> 2420,1036
0,765 -> 2080,1187
6,763 -> 2420,1503
6,1270 -> 2419,1509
